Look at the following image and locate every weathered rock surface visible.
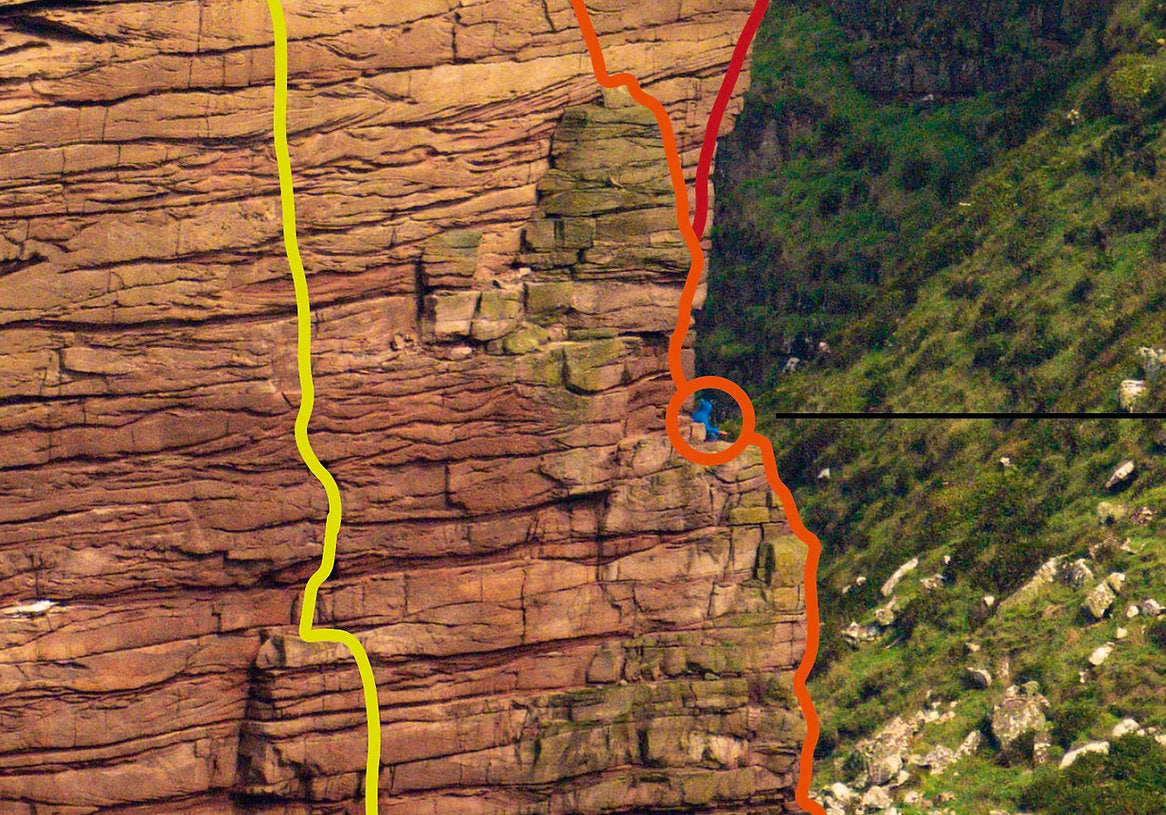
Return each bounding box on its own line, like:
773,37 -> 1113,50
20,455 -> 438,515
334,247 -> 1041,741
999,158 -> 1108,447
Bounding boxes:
1065,558 -> 1094,589
1112,717 -> 1141,738
861,784 -> 893,810
855,714 -> 915,786
1060,740 -> 1110,769
880,557 -> 918,597
1119,380 -> 1147,411
1138,346 -> 1166,381
1089,642 -> 1115,666
991,683 -> 1050,763
1105,460 -> 1137,489
966,667 -> 992,689
1000,556 -> 1062,609
1083,579 -> 1119,620
0,1 -> 807,812
842,621 -> 881,647
916,729 -> 983,777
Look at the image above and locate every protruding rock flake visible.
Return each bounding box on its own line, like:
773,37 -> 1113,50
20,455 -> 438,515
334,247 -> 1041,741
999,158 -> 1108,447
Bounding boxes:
881,557 -> 919,597
1,599 -> 58,616
1060,740 -> 1110,768
1112,718 -> 1141,738
958,729 -> 984,757
1105,460 -> 1136,490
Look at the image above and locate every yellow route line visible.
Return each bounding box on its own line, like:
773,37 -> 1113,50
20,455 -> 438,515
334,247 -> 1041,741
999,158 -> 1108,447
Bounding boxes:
265,1 -> 382,812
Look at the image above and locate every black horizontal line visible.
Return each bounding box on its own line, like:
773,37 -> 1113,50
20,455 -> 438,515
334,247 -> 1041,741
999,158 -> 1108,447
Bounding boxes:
773,412 -> 1166,419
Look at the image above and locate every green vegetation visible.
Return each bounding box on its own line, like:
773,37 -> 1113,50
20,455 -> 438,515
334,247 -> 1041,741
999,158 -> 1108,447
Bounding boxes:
700,0 -> 1166,810
1023,735 -> 1166,813
701,0 -> 1109,389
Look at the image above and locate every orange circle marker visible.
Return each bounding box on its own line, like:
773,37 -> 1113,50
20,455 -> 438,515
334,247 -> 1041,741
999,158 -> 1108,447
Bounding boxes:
666,376 -> 757,465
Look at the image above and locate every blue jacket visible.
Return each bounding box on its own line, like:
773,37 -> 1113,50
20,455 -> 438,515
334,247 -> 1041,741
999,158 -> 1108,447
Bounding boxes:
691,399 -> 722,441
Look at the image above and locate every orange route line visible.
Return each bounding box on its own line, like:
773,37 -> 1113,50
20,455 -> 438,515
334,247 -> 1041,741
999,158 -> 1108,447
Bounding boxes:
567,3 -> 825,813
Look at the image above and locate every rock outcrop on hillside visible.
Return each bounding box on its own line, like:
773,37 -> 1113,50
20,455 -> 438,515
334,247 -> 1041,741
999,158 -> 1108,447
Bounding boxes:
828,0 -> 1113,99
0,1 -> 808,812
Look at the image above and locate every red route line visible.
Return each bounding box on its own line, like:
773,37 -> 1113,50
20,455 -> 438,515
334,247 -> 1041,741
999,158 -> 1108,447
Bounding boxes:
566,2 -> 825,814
693,0 -> 772,240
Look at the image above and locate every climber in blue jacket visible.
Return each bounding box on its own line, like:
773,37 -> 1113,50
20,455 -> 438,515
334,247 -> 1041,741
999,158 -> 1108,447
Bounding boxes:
691,398 -> 722,441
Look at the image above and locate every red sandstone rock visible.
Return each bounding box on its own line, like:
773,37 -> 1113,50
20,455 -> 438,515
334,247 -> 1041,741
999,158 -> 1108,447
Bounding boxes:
0,1 -> 804,812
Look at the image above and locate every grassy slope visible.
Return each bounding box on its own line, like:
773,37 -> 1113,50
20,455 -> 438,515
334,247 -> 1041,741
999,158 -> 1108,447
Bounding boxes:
702,1 -> 1166,811
702,0 -> 1105,390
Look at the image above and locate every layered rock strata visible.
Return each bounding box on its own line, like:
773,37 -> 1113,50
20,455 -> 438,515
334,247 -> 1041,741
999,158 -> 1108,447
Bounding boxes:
0,1 -> 807,812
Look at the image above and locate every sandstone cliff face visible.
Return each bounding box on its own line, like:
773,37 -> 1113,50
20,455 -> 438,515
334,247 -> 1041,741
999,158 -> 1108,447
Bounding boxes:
0,2 -> 807,812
